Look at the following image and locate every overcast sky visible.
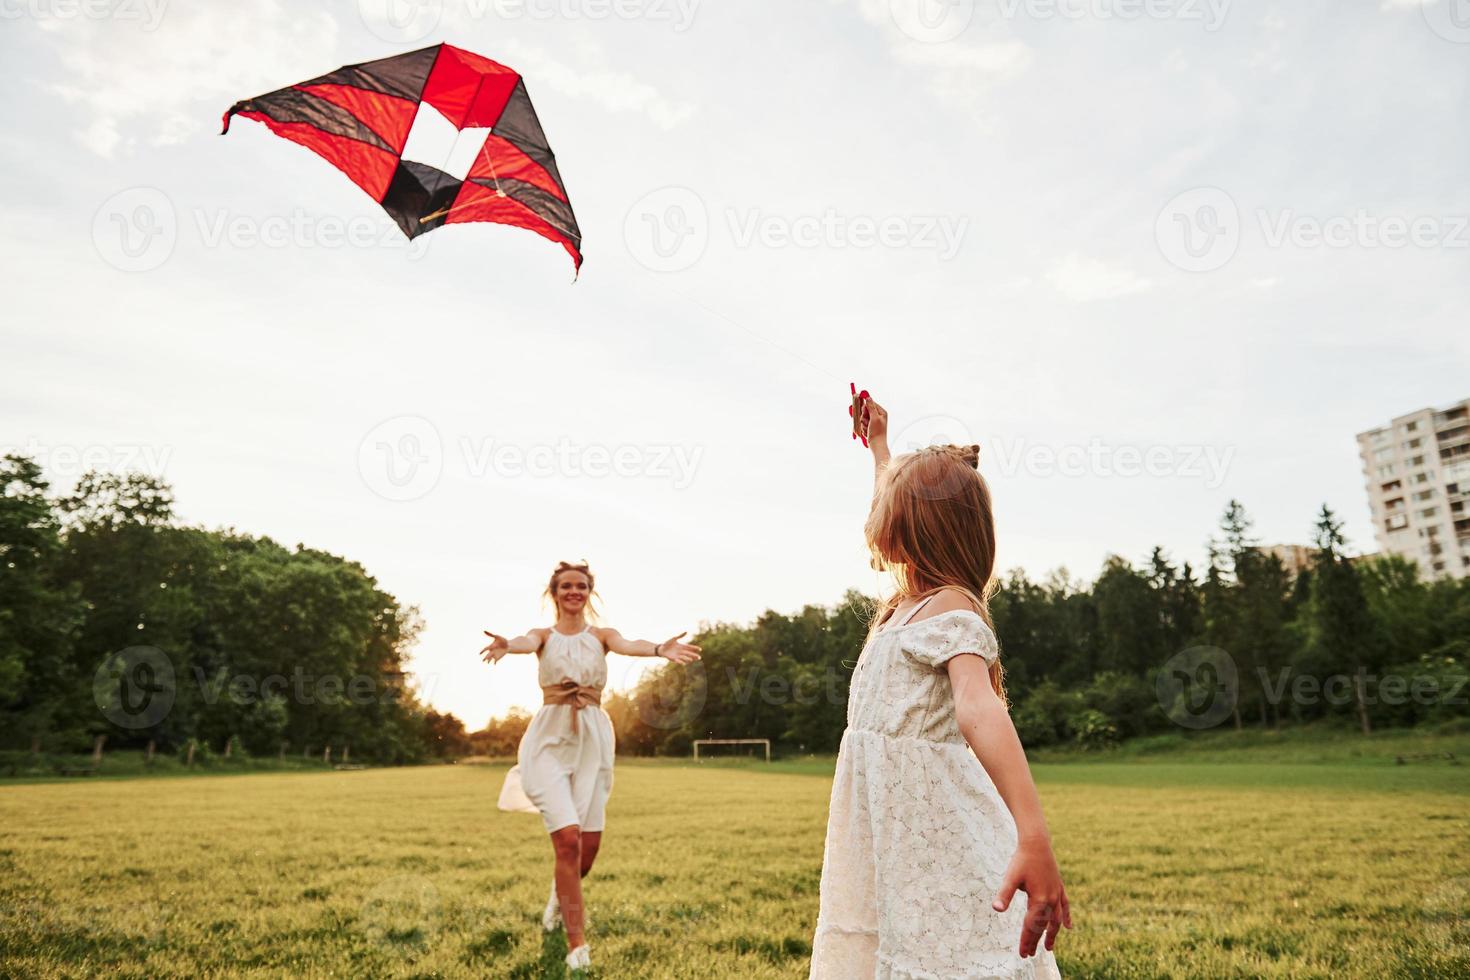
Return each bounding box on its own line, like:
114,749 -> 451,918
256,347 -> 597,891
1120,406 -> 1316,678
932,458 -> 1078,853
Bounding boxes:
5,0 -> 1467,725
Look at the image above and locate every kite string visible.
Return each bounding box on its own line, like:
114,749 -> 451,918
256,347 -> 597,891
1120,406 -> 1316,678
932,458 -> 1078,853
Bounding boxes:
661,285 -> 848,387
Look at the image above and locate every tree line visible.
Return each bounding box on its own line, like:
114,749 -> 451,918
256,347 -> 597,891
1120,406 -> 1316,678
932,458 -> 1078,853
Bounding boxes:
0,456 -> 441,765
475,501 -> 1470,756
7,453 -> 1466,766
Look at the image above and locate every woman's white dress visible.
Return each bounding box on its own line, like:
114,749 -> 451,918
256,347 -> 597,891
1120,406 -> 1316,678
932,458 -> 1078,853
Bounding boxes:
496,627 -> 615,834
810,600 -> 1062,980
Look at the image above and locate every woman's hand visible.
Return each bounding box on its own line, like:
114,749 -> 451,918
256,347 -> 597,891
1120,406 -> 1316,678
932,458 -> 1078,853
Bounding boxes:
479,631 -> 509,665
993,837 -> 1072,957
656,632 -> 702,664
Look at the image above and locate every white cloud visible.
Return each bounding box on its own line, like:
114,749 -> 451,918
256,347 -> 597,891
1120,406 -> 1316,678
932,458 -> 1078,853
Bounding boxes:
491,39 -> 696,131
76,117 -> 124,159
844,0 -> 1034,109
1047,253 -> 1153,302
36,0 -> 336,158
893,38 -> 1032,77
1248,10 -> 1289,73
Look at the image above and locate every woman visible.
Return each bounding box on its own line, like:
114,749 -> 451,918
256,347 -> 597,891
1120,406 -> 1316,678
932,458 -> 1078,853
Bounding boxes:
480,560 -> 702,972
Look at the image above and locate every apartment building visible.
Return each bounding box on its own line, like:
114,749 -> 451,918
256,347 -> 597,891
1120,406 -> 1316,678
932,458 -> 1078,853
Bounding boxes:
1356,397 -> 1470,579
1261,544 -> 1316,578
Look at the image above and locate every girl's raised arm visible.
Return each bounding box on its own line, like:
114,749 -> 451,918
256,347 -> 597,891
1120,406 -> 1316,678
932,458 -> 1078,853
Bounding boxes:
480,629 -> 545,664
860,396 -> 892,489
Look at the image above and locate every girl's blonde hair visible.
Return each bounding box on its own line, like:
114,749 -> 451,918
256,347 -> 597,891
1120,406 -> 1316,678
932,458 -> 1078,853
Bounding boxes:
545,560 -> 601,621
864,444 -> 1006,701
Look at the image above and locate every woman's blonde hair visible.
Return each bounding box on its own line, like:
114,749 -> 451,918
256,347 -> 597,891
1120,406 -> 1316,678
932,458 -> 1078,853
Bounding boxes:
864,444 -> 1006,701
545,560 -> 601,621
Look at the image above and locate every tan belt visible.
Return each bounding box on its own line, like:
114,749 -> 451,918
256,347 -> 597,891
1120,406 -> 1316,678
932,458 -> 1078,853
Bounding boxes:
541,679 -> 602,735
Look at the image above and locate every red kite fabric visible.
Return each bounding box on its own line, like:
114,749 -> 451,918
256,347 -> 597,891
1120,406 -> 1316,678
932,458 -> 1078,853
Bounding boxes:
222,44 -> 582,273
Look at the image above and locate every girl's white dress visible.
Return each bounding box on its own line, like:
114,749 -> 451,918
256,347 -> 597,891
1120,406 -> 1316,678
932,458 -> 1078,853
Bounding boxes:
810,599 -> 1062,980
496,627 -> 615,834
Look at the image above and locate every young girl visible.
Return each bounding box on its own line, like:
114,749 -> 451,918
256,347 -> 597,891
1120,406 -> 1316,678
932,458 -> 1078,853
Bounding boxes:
810,398 -> 1071,979
480,560 -> 702,972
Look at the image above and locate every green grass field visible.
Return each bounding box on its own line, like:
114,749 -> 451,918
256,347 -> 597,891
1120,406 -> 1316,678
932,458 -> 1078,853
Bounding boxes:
3,741 -> 1468,978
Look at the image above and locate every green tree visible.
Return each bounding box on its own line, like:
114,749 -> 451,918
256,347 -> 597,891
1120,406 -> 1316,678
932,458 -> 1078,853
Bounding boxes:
0,456 -> 84,748
1303,505 -> 1379,734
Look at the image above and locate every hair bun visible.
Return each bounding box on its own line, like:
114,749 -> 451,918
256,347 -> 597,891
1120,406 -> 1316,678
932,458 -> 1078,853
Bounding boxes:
936,443 -> 979,469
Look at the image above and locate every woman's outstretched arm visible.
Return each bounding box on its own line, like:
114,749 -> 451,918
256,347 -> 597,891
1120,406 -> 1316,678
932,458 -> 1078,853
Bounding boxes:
597,628 -> 702,664
480,629 -> 545,664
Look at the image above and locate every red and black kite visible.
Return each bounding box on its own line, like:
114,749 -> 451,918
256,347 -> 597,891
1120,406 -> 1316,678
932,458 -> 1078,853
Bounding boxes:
222,43 -> 582,273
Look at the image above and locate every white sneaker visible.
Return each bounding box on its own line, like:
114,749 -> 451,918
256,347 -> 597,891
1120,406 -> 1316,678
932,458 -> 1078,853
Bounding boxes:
542,882 -> 560,932
565,944 -> 591,971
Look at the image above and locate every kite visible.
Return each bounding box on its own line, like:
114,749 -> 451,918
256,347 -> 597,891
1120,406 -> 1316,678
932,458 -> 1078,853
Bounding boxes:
222,43 -> 582,273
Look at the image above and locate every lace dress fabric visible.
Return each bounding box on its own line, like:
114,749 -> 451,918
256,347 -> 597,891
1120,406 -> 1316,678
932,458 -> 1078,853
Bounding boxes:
810,608 -> 1062,980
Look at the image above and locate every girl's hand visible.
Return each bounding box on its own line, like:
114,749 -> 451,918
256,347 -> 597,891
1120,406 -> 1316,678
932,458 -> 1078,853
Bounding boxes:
993,837 -> 1072,957
860,397 -> 888,447
479,631 -> 509,665
656,632 -> 703,664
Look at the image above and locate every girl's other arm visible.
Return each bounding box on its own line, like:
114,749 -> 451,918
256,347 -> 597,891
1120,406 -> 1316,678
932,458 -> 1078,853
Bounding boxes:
949,653 -> 1072,958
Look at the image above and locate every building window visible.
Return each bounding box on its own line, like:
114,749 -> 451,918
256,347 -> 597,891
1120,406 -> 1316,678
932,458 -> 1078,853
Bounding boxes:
1420,507 -> 1438,519
1378,465 -> 1396,477
1407,421 -> 1419,432
1375,447 -> 1395,463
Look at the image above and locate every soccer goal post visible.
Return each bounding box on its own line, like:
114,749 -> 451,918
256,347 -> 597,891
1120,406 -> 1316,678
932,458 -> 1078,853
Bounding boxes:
692,738 -> 771,763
